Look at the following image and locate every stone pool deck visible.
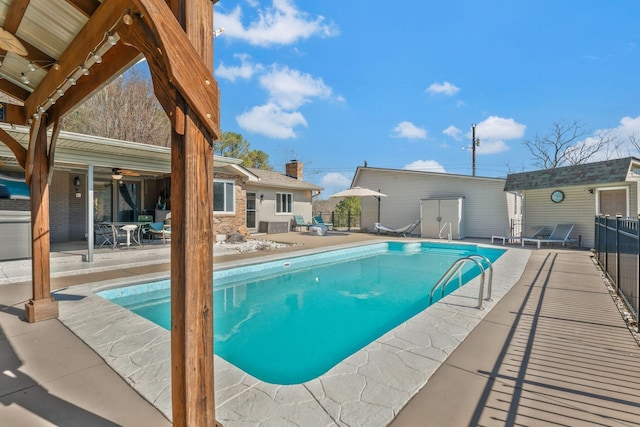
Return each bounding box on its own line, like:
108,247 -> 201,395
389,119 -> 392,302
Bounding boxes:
1,233 -> 639,426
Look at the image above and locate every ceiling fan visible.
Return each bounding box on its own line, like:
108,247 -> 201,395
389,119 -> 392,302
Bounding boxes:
0,27 -> 27,56
111,168 -> 140,180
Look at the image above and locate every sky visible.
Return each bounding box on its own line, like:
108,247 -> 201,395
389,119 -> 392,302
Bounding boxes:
209,0 -> 640,198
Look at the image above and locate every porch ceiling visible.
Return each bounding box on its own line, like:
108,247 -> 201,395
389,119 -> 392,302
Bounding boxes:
0,0 -> 144,125
0,123 -> 170,176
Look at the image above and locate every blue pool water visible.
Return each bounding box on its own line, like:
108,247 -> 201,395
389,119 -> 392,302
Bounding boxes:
100,241 -> 504,384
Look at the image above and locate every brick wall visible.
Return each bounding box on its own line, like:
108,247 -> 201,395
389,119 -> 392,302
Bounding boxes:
68,173 -> 86,241
213,172 -> 247,237
49,172 -> 70,243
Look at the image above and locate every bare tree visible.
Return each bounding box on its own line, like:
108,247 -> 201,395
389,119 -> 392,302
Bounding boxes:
62,67 -> 170,146
627,133 -> 640,155
524,120 -> 616,169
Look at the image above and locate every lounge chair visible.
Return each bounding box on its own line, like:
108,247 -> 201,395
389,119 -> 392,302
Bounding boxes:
491,225 -> 546,245
374,220 -> 420,237
521,224 -> 575,248
292,215 -> 311,231
313,215 -> 333,230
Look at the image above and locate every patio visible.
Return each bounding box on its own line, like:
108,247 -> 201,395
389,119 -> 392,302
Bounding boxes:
0,234 -> 639,426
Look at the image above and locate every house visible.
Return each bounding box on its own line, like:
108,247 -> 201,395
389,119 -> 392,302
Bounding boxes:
0,125 -> 261,259
351,166 -> 520,239
246,161 -> 323,234
504,157 -> 640,248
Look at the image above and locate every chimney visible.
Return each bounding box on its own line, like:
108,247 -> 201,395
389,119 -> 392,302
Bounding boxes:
285,160 -> 303,180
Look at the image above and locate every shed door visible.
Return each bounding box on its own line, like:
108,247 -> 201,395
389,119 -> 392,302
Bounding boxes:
599,189 -> 627,217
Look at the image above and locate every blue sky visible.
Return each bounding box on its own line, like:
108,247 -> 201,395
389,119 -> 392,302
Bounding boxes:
210,0 -> 640,198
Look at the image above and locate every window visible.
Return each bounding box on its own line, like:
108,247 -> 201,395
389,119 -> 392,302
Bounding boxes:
276,192 -> 292,214
214,180 -> 235,213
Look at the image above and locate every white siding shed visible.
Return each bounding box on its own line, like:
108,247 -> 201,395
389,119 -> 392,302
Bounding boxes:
352,167 -> 516,239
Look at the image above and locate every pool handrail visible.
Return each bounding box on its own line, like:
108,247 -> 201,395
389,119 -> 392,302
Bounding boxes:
429,254 -> 493,309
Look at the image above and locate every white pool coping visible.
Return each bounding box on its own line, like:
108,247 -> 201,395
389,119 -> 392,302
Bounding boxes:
56,240 -> 530,427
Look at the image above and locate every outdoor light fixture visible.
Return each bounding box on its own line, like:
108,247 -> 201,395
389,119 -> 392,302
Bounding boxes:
74,176 -> 81,197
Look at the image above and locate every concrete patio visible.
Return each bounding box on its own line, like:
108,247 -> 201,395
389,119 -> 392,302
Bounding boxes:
0,232 -> 638,426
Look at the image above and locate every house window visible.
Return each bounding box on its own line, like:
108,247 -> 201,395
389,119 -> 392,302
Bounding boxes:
214,180 -> 235,213
276,192 -> 293,214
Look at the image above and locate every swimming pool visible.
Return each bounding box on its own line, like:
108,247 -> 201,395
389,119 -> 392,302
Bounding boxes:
100,241 -> 505,384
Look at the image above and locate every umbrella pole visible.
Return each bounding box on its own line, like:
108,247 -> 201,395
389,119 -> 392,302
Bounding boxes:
377,194 -> 381,231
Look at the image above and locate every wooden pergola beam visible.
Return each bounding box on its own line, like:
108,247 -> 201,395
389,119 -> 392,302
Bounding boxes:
47,119 -> 61,185
44,43 -> 142,126
3,0 -> 30,32
65,0 -> 102,17
0,81 -> 30,103
23,0 -> 137,121
0,128 -> 27,168
25,116 -> 58,323
123,0 -> 221,140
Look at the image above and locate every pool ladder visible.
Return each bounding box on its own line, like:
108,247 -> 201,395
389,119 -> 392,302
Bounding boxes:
429,254 -> 493,309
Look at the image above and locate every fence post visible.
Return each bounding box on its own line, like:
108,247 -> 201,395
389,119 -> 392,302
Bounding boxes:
347,210 -> 351,232
604,215 -> 609,274
616,215 -> 621,294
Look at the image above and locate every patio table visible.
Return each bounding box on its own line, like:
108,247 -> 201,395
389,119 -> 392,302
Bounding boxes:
120,224 -> 142,247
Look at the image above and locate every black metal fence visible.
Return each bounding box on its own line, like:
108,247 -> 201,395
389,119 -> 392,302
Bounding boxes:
313,211 -> 361,231
594,215 -> 639,320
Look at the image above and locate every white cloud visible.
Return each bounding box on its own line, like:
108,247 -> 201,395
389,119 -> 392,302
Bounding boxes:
260,65 -> 333,109
236,103 -> 307,139
616,115 -> 640,137
321,172 -> 351,188
425,81 -> 460,96
215,0 -> 339,47
403,160 -> 446,173
581,115 -> 640,160
471,116 -> 526,155
442,125 -> 462,140
391,121 -> 427,139
215,54 -> 263,82
474,116 -> 526,140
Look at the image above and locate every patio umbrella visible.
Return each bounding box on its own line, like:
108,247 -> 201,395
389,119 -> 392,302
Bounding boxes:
328,186 -> 387,199
329,187 -> 387,226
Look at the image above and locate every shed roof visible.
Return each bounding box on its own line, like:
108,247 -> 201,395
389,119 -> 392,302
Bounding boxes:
353,166 -> 507,185
504,157 -> 640,191
247,167 -> 323,191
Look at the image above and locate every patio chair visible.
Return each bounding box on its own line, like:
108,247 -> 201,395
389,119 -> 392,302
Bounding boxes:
521,224 -> 575,249
374,219 -> 421,237
95,223 -> 116,249
313,215 -> 333,230
292,215 -> 311,231
147,221 -> 171,244
491,225 -> 545,245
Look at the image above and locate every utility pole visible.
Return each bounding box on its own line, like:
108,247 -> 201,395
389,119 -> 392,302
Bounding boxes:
471,124 -> 480,176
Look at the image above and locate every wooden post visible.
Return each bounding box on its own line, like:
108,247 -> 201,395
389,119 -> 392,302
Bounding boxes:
25,118 -> 59,322
168,0 -> 217,425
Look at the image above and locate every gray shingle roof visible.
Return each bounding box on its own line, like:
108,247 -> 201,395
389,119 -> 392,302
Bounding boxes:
504,157 -> 639,191
247,167 -> 323,191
